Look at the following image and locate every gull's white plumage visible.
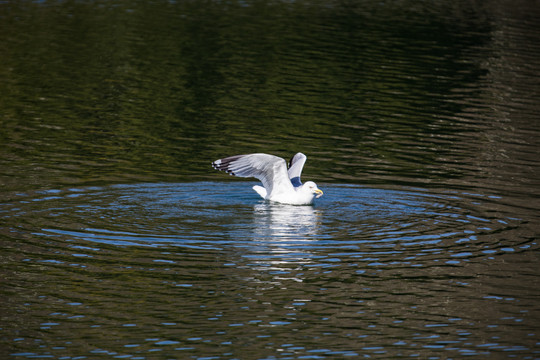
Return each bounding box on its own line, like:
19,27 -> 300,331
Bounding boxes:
212,152 -> 323,205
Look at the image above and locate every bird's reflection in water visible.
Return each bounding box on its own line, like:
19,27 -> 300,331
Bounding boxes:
247,203 -> 323,276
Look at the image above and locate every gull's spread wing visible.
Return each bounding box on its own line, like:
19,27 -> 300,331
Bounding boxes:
212,153 -> 294,196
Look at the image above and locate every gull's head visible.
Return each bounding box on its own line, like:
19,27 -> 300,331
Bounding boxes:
304,181 -> 323,199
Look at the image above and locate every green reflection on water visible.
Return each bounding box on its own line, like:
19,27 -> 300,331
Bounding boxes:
1,3 -> 540,359
0,0 -> 523,193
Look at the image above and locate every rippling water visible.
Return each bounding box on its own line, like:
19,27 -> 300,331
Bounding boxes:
1,0 -> 540,359
2,182 -> 539,358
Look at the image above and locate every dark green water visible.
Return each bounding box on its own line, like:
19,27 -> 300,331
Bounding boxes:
1,1 -> 540,359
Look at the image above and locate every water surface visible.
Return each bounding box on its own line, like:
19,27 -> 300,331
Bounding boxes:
1,0 -> 540,359
3,182 -> 538,359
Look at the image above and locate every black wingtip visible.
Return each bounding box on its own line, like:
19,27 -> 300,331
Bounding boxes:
212,156 -> 241,177
288,154 -> 294,169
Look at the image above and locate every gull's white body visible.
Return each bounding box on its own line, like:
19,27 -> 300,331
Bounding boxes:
212,153 -> 323,205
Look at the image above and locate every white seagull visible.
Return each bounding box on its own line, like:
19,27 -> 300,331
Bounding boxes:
212,152 -> 323,205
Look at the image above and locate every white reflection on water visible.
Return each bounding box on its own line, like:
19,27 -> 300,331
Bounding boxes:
252,203 -> 321,241
244,203 -> 323,271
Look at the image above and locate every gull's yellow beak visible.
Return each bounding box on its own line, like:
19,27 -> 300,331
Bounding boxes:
314,189 -> 323,198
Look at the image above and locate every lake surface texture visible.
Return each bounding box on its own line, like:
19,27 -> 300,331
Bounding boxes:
1,1 -> 540,359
